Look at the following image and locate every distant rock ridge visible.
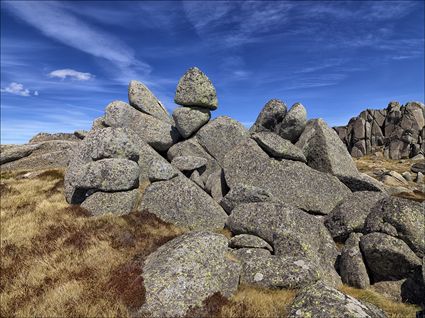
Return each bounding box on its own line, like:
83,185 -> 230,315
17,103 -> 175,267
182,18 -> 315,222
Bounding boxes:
334,101 -> 425,159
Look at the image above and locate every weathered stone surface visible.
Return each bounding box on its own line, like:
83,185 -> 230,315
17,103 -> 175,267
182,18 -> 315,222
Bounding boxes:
232,249 -> 319,289
167,137 -> 220,184
324,191 -> 387,241
189,170 -> 204,188
172,106 -> 210,138
128,80 -> 172,123
288,281 -> 387,318
29,132 -> 80,143
277,103 -> 307,143
360,232 -> 421,281
174,67 -> 218,109
380,170 -> 409,187
339,173 -> 387,192
92,116 -> 107,130
219,184 -> 274,213
65,158 -> 139,204
364,196 -> 424,258
148,159 -> 178,182
402,171 -> 413,181
81,189 -> 139,216
171,155 -> 207,172
411,162 -> 425,174
227,202 -> 341,286
205,168 -> 227,202
82,127 -> 140,161
196,116 -> 248,164
140,231 -> 240,318
0,144 -> 39,164
223,139 -> 351,214
140,175 -> 228,230
340,233 -> 370,289
296,118 -> 359,180
74,130 -> 88,139
104,100 -> 180,151
252,132 -> 306,162
417,172 -> 424,183
229,234 -> 273,251
249,99 -> 287,133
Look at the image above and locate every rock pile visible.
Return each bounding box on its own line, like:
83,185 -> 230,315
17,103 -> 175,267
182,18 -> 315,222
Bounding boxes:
334,101 -> 425,159
61,67 -> 424,317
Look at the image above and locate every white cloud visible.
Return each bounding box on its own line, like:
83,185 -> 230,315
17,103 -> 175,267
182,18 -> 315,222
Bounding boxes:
34,91 -> 39,96
49,69 -> 94,81
1,82 -> 32,96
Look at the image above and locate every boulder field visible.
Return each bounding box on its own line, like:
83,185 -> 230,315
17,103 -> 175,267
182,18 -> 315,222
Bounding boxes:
5,67 -> 424,317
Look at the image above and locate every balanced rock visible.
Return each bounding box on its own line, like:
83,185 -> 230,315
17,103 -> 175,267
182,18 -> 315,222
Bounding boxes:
80,189 -> 139,216
196,116 -> 248,165
360,232 -> 421,281
140,175 -> 227,230
223,139 -> 350,214
140,231 -> 240,318
324,191 -> 387,241
219,184 -> 274,213
288,281 -> 386,318
104,100 -> 180,152
128,80 -> 172,123
340,233 -> 370,289
252,131 -> 306,162
249,99 -> 287,133
171,155 -> 207,172
174,67 -> 218,109
364,196 -> 424,258
172,106 -> 210,138
229,234 -> 273,252
278,103 -> 307,143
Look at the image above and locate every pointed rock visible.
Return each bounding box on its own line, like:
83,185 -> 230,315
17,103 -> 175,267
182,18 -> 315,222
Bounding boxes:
250,99 -> 287,133
278,103 -> 307,142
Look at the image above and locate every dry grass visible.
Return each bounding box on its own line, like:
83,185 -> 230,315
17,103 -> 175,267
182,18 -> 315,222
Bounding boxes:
354,155 -> 414,175
0,169 -> 185,317
340,285 -> 421,318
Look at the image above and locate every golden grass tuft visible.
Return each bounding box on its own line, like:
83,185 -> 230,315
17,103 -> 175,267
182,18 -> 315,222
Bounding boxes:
0,169 -> 185,317
340,285 -> 421,318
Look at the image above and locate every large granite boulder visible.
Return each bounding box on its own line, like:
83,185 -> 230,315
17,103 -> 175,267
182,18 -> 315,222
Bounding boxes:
324,191 -> 387,241
174,67 -> 218,109
249,99 -> 287,133
223,139 -> 351,214
65,158 -> 140,203
360,232 -> 421,282
288,282 -> 387,318
140,175 -> 228,230
364,196 -> 424,258
104,100 -> 180,151
140,231 -> 240,318
0,144 -> 39,165
219,184 -> 274,214
128,80 -> 172,123
227,201 -> 341,286
340,233 -> 370,289
277,103 -> 307,143
80,189 -> 140,216
252,132 -> 306,162
172,106 -> 210,138
196,116 -> 249,165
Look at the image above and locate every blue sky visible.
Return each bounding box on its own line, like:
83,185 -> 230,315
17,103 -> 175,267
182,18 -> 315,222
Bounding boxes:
1,1 -> 424,144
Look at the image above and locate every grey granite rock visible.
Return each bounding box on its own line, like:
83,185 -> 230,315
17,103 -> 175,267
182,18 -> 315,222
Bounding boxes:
81,189 -> 140,216
249,99 -> 287,133
219,184 -> 274,213
140,231 -> 240,318
229,234 -> 273,252
171,155 -> 207,172
278,103 -> 307,143
174,67 -> 218,109
172,106 -> 210,138
148,159 -> 178,182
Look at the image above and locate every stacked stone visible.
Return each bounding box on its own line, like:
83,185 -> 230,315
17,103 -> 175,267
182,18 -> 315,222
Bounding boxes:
334,101 -> 425,159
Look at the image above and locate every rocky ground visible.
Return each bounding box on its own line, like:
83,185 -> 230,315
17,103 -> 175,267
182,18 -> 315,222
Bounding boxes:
1,66 -> 424,317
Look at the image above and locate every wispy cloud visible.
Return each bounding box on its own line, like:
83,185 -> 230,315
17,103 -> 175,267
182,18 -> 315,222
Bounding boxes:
1,82 -> 38,96
3,1 -> 151,81
49,69 -> 94,81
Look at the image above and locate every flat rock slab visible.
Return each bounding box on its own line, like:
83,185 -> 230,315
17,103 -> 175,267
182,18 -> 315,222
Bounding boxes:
288,282 -> 387,318
104,100 -> 180,152
128,80 -> 172,123
174,67 -> 218,109
81,189 -> 140,216
140,175 -> 228,230
140,231 -> 240,318
223,139 -> 351,214
252,131 -> 306,162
